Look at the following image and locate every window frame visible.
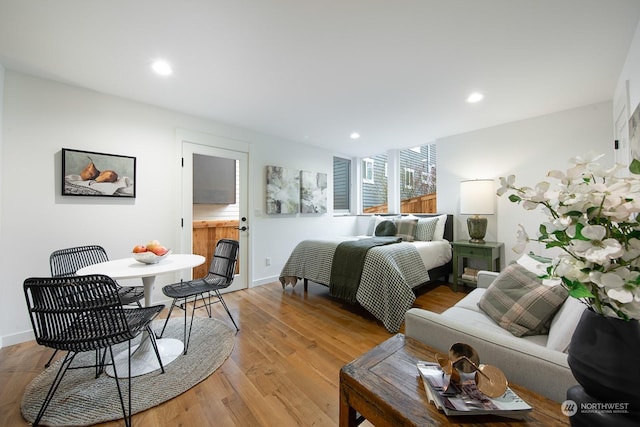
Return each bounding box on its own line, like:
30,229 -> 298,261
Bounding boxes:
333,156 -> 351,213
404,168 -> 414,189
362,158 -> 375,184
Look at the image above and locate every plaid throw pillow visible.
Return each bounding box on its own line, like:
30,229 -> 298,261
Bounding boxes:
478,264 -> 568,337
395,218 -> 418,241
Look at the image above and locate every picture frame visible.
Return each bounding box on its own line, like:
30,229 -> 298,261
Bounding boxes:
62,148 -> 136,197
266,165 -> 300,214
300,170 -> 327,213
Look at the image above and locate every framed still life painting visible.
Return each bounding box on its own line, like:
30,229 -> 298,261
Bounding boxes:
62,148 -> 136,197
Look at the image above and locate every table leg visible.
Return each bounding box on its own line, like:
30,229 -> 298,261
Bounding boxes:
105,275 -> 184,378
142,275 -> 155,307
452,255 -> 459,292
340,386 -> 360,427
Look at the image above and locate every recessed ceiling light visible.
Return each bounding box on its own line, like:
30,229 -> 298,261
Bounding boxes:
151,60 -> 172,76
467,92 -> 484,103
350,132 -> 361,140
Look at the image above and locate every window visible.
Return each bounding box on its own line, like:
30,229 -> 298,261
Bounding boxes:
362,158 -> 374,184
362,153 -> 388,213
400,143 -> 437,213
333,156 -> 351,212
404,168 -> 414,189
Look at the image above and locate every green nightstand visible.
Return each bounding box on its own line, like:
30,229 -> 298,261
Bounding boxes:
451,240 -> 504,291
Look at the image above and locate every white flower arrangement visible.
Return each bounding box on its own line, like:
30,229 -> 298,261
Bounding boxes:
497,152 -> 640,321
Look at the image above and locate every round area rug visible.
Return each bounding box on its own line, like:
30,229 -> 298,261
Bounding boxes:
21,317 -> 236,426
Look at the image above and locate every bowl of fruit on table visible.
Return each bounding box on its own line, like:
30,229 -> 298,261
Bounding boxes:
132,240 -> 171,264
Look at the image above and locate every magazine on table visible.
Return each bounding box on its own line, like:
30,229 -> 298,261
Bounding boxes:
417,361 -> 532,419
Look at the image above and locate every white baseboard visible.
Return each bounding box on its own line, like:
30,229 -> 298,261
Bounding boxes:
251,275 -> 279,287
1,329 -> 35,348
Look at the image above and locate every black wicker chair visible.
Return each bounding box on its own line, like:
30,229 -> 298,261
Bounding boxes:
49,245 -> 145,306
24,275 -> 165,427
45,245 -> 146,368
159,239 -> 239,354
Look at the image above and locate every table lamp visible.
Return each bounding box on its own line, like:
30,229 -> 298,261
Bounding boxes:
460,179 -> 494,243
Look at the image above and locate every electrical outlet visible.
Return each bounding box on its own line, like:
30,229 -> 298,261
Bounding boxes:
265,257 -> 271,266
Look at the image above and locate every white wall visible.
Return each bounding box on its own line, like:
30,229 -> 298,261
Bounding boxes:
437,101 -> 614,267
616,19 -> 640,156
250,140 -> 358,285
0,65 -> 3,348
0,71 -> 357,346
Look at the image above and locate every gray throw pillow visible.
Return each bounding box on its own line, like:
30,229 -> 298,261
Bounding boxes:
415,217 -> 439,241
478,263 -> 568,337
374,220 -> 397,236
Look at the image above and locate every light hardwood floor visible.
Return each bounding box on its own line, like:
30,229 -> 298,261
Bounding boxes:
0,280 -> 467,427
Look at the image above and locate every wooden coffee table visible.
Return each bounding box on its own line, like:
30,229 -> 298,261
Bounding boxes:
339,334 -> 569,426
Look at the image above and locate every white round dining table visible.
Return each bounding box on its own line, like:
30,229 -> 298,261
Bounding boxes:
77,253 -> 205,377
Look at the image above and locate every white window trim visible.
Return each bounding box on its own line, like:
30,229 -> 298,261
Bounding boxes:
404,168 -> 414,189
363,158 -> 375,184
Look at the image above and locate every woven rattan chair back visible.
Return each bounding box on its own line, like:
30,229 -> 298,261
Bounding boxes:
25,275 -> 134,352
46,246 -> 144,367
206,238 -> 240,287
49,245 -> 110,278
23,274 -> 164,427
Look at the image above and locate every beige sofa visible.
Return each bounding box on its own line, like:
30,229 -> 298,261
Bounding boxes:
405,269 -> 585,402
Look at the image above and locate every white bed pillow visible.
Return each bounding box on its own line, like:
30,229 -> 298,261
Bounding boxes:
366,215 -> 382,236
432,214 -> 448,241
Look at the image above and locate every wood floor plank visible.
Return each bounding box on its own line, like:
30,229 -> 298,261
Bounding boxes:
0,281 -> 464,426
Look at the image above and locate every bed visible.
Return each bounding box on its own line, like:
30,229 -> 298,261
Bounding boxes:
279,214 -> 453,333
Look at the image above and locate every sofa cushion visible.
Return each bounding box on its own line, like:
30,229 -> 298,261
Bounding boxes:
546,296 -> 587,352
441,307 -> 516,335
454,288 -> 486,312
478,263 -> 568,337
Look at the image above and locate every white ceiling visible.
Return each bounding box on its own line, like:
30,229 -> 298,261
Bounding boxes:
1,1 -> 640,157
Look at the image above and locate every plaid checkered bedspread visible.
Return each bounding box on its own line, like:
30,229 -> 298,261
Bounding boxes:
279,238 -> 430,332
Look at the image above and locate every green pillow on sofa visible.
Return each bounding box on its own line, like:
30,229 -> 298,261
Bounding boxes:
478,263 -> 568,337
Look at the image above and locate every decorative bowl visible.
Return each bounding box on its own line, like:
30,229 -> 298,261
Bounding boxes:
132,249 -> 171,264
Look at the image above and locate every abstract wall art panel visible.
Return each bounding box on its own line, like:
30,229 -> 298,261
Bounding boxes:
266,165 -> 300,214
300,170 -> 327,213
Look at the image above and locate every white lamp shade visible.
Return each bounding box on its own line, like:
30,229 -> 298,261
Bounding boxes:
460,179 -> 495,215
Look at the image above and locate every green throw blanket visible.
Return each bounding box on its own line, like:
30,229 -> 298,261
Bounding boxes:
329,236 -> 402,303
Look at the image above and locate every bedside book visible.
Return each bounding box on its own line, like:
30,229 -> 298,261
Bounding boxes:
417,361 -> 532,419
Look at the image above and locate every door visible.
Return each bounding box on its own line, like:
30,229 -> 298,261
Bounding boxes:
180,136 -> 249,292
614,80 -> 630,171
